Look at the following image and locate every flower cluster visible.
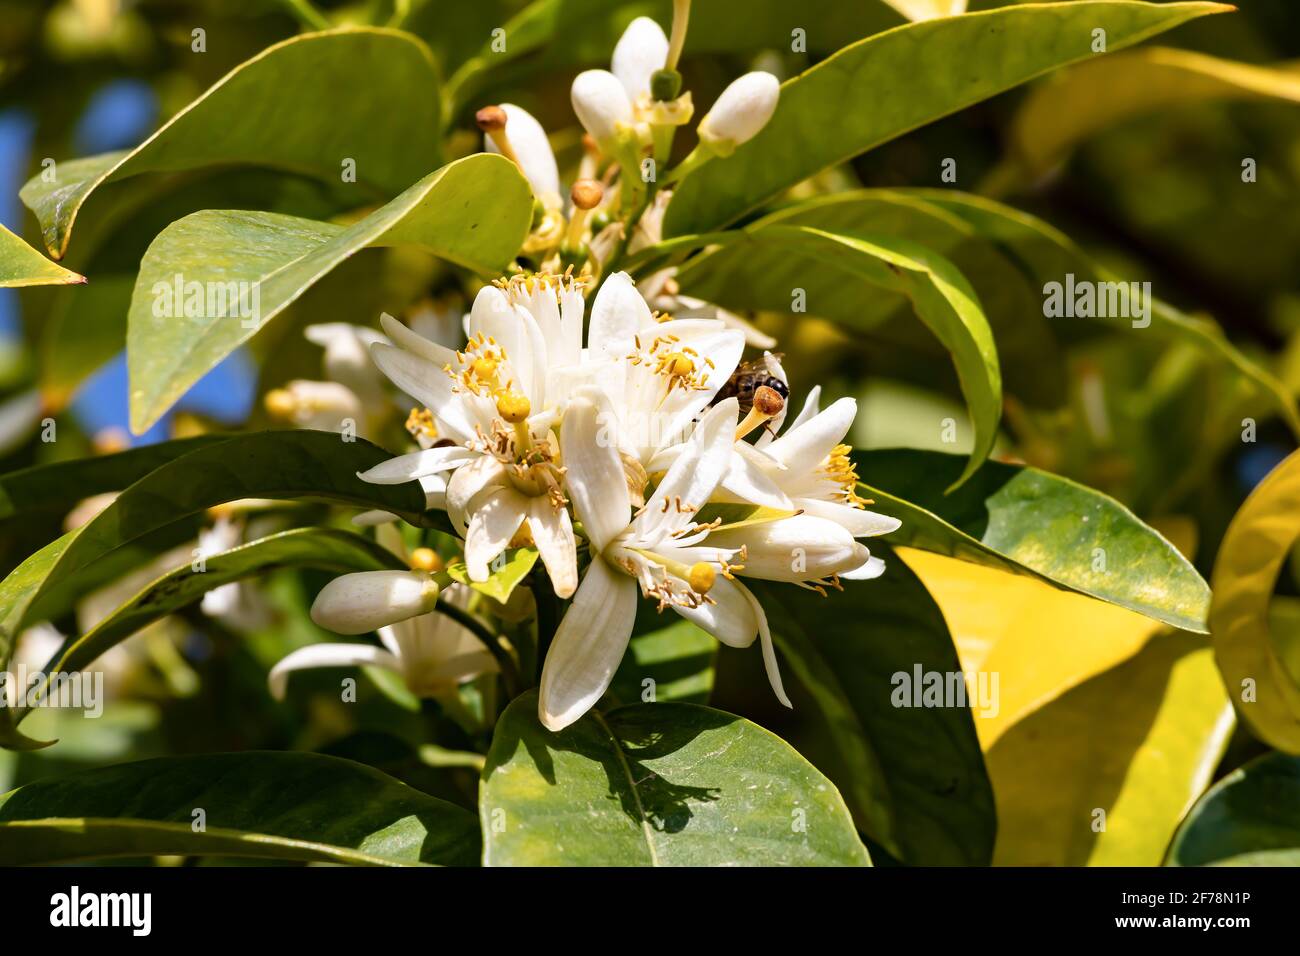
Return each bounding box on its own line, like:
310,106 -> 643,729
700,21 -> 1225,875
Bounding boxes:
308,273 -> 898,731
274,3 -> 898,732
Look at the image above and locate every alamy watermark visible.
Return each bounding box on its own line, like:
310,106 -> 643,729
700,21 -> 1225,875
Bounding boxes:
0,666 -> 103,718
1043,273 -> 1151,329
152,273 -> 262,329
891,665 -> 999,718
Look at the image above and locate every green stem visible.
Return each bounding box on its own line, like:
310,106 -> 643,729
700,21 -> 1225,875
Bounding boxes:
432,601 -> 521,700
280,0 -> 330,30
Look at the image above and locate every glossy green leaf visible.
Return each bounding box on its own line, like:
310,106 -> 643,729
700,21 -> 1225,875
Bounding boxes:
19,528 -> 404,724
0,435 -> 226,525
446,547 -> 539,603
1167,751 -> 1300,866
20,28 -> 443,260
1008,47 -> 1300,178
673,190 -> 1063,407
126,153 -> 531,434
746,551 -> 995,866
607,616 -> 717,706
0,432 -> 434,694
907,189 -> 1300,435
988,633 -> 1232,865
681,223 -> 1000,486
855,448 -> 1210,632
0,224 -> 84,287
0,751 -> 479,865
479,691 -> 868,866
663,1 -> 1233,237
1209,449 -> 1300,752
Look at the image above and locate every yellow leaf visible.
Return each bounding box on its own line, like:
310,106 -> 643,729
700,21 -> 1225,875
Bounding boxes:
1210,449 -> 1300,752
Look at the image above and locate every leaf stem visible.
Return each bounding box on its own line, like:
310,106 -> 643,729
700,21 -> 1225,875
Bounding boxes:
280,0 -> 330,30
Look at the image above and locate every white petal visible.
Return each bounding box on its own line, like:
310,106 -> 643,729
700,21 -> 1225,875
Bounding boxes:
571,69 -> 634,144
737,580 -> 792,708
487,103 -> 560,200
611,16 -> 670,100
763,396 -> 856,469
467,288 -> 544,403
464,487 -> 528,581
352,509 -> 399,526
672,575 -> 757,648
715,445 -> 793,510
560,389 -> 631,552
358,446 -> 476,484
380,312 -> 457,366
840,555 -> 887,580
529,496 -> 578,599
446,455 -> 507,534
588,271 -> 653,356
310,570 -> 441,635
799,497 -> 901,537
269,643 -> 400,700
538,558 -> 638,731
369,343 -> 476,443
639,399 -> 738,539
710,514 -> 868,581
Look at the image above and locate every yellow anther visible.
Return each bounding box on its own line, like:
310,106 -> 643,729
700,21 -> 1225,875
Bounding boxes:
687,561 -> 716,594
496,390 -> 531,424
410,547 -> 443,573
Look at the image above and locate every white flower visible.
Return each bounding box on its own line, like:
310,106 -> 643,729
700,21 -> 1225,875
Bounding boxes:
363,276 -> 599,596
195,515 -> 270,629
697,71 -> 780,154
571,69 -> 635,146
584,272 -> 744,467
639,267 -> 777,349
538,390 -> 800,733
309,569 -> 442,635
482,103 -> 561,204
304,322 -> 388,406
264,380 -> 363,433
747,389 -> 901,578
272,584 -> 495,701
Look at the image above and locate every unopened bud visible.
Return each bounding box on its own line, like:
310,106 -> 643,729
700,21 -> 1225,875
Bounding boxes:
570,179 -> 604,210
475,105 -> 508,132
698,72 -> 780,155
571,69 -> 634,144
410,547 -> 443,573
310,570 -> 440,634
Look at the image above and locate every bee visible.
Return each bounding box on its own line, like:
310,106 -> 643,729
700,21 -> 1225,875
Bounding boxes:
711,354 -> 789,415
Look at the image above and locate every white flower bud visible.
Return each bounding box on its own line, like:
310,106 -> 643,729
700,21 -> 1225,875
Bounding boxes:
310,570 -> 440,635
483,103 -> 561,201
571,69 -> 634,145
612,16 -> 670,100
697,71 -> 779,154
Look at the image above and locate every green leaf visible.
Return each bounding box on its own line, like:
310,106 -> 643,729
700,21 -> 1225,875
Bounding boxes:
0,224 -> 84,287
682,223 -> 1001,486
1007,47 -> 1300,179
0,431 -> 434,686
746,552 -> 995,866
0,435 -> 226,525
1209,449 -> 1300,752
674,190 -> 1064,407
856,448 -> 1210,632
126,153 -> 531,433
1167,751 -> 1300,866
19,28 -> 443,260
907,189 -> 1300,435
479,691 -> 868,866
663,1 -> 1233,237
0,751 -> 479,865
446,547 -> 539,603
988,632 -> 1232,865
607,615 -> 717,706
22,528 -> 404,719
